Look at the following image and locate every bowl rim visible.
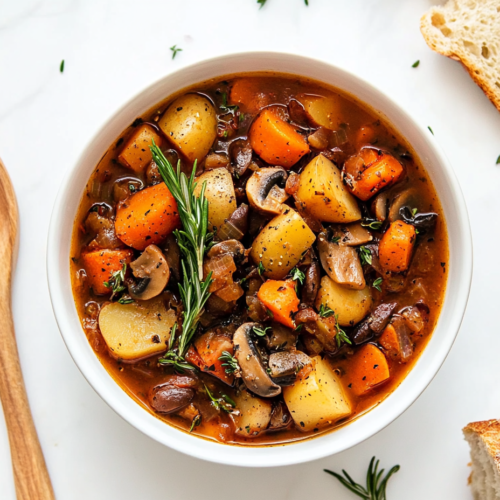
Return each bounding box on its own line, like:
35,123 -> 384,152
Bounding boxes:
47,50 -> 473,467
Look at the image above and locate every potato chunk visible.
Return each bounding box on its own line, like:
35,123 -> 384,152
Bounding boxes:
250,207 -> 316,279
230,388 -> 272,437
297,94 -> 343,130
296,154 -> 361,223
283,356 -> 351,432
194,168 -> 237,232
118,124 -> 164,173
98,298 -> 176,360
315,276 -> 372,327
159,94 -> 217,164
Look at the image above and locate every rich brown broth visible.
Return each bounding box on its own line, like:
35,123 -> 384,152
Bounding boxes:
71,73 -> 448,446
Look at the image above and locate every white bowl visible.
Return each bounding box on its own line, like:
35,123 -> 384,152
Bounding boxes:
47,52 -> 472,467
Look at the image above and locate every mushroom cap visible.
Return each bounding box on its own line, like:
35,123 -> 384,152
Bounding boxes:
128,244 -> 170,301
246,168 -> 289,215
233,323 -> 281,398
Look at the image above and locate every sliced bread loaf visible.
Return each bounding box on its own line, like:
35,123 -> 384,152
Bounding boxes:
463,419 -> 500,499
421,0 -> 500,111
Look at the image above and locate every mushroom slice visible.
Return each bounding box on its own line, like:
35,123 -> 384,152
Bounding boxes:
206,239 -> 246,264
317,232 -> 366,290
217,203 -> 249,241
388,188 -> 419,223
233,323 -> 281,398
128,245 -> 170,301
268,400 -> 293,431
246,168 -> 289,215
268,351 -> 311,386
332,223 -> 373,247
265,323 -> 297,352
371,192 -> 389,222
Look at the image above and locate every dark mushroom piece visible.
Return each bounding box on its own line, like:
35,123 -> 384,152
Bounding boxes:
246,168 -> 289,215
371,192 -> 389,222
351,302 -> 397,345
301,259 -> 321,306
268,400 -> 293,431
265,323 -> 297,352
229,138 -> 252,177
268,350 -> 311,386
148,375 -> 197,414
317,232 -> 365,290
206,239 -> 247,265
85,210 -> 122,249
399,206 -> 438,234
128,245 -> 170,300
388,188 -> 419,223
217,203 -> 249,241
332,223 -> 373,247
233,323 -> 281,398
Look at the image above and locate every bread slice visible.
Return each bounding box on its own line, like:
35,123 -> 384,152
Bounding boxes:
421,0 -> 500,111
463,419 -> 500,499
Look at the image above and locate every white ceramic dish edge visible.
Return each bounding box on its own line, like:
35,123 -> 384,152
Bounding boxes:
47,51 -> 473,468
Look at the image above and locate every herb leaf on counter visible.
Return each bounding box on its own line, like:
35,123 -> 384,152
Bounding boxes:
60,60 -> 65,73
170,45 -> 183,59
496,155 -> 500,165
412,60 -> 420,68
324,456 -> 400,499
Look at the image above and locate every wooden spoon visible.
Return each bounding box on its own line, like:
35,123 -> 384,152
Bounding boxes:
0,158 -> 55,499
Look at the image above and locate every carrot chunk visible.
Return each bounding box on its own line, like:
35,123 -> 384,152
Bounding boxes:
81,248 -> 134,295
115,183 -> 180,250
186,331 -> 234,385
249,109 -> 310,168
379,324 -> 402,361
348,344 -> 390,396
118,124 -> 163,173
348,153 -> 404,201
378,220 -> 416,273
229,78 -> 271,114
257,280 -> 300,329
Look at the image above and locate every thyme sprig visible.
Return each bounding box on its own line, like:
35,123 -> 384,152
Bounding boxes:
219,351 -> 241,376
150,143 -> 213,371
324,456 -> 400,499
290,267 -> 305,285
318,304 -> 335,318
359,246 -> 373,266
334,314 -> 352,348
253,325 -> 271,337
204,384 -> 237,414
103,263 -> 127,300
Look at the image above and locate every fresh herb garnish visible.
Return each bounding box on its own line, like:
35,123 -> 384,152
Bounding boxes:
361,219 -> 383,231
150,143 -> 213,372
411,207 -> 418,216
294,324 -> 304,332
253,325 -> 271,337
220,92 -> 239,115
189,414 -> 201,432
372,277 -> 383,292
290,267 -> 305,285
170,45 -> 182,60
331,235 -> 341,244
103,264 -> 127,300
204,384 -> 236,413
129,184 -> 136,193
428,126 -> 434,135
334,315 -> 352,348
412,60 -> 420,68
257,261 -> 266,275
60,60 -> 65,73
267,308 -> 274,319
325,456 -> 400,500
318,304 -> 335,318
359,246 -> 373,266
219,351 -> 241,376
118,295 -> 134,305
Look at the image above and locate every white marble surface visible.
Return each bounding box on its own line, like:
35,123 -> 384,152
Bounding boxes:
1,0 -> 499,498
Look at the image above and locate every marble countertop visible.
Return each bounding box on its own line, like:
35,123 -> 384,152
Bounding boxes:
1,0 -> 499,498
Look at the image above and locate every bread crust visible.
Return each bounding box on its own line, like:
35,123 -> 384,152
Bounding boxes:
463,419 -> 500,474
421,4 -> 500,112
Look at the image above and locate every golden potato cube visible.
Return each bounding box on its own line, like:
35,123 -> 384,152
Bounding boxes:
98,298 -> 176,360
230,389 -> 272,437
297,154 -> 361,223
315,275 -> 372,327
298,94 -> 343,131
118,124 -> 163,173
250,207 -> 316,279
159,94 -> 217,164
194,168 -> 237,232
283,356 -> 352,432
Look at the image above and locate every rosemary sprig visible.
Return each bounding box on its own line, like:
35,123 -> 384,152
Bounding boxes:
324,456 -> 400,499
150,143 -> 213,371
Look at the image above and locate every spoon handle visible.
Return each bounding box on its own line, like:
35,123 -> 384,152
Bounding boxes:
0,160 -> 55,499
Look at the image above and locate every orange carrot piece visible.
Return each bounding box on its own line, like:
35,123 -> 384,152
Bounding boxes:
81,248 -> 134,295
379,324 -> 401,361
115,183 -> 180,250
229,78 -> 270,114
257,280 -> 299,329
349,153 -> 404,201
348,344 -> 390,396
355,125 -> 377,147
118,124 -> 164,173
186,332 -> 234,385
379,220 -> 416,273
249,108 -> 310,168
